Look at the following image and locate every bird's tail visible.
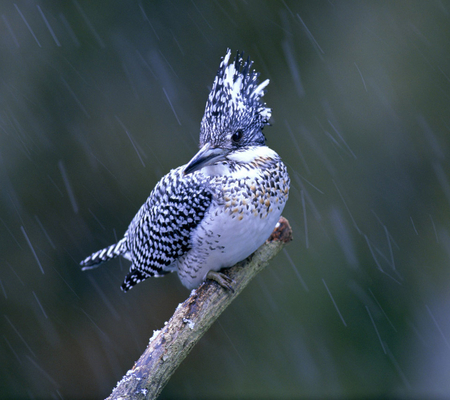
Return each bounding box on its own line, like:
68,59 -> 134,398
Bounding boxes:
80,237 -> 128,270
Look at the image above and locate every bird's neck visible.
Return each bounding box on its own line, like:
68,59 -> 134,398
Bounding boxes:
201,145 -> 280,178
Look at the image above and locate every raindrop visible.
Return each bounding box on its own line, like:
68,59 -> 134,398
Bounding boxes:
51,265 -> 80,299
383,225 -> 396,271
87,275 -> 120,321
281,39 -> 305,98
3,335 -> 22,364
88,209 -> 106,231
429,214 -> 439,243
4,315 -> 36,358
58,160 -> 79,214
410,216 -> 419,235
60,76 -> 90,118
138,3 -> 160,40
282,248 -> 308,291
163,87 -> 182,126
14,4 -> 41,47
425,305 -> 450,350
21,226 -> 44,274
73,0 -> 105,48
327,120 -> 357,159
26,355 -> 59,387
301,189 -> 308,249
322,279 -> 347,327
0,216 -> 22,249
285,120 -> 310,175
34,215 -> 56,249
329,207 -> 358,269
115,116 -> 146,167
37,5 -> 61,47
368,288 -> 397,332
8,262 -> 25,286
2,14 -> 20,47
59,13 -> 80,46
365,305 -> 386,354
79,307 -> 111,343
217,320 -> 245,365
354,63 -> 368,92
32,291 -> 48,319
0,280 -> 6,299
432,162 -> 450,207
332,180 -> 361,234
296,13 -> 324,55
364,235 -> 402,284
384,342 -> 412,389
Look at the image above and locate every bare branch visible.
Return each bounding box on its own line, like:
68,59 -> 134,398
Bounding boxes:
107,216 -> 292,400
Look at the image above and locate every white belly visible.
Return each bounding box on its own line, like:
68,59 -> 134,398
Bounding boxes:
177,187 -> 286,289
176,145 -> 289,289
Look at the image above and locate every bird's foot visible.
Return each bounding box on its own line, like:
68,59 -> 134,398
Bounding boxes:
206,271 -> 235,292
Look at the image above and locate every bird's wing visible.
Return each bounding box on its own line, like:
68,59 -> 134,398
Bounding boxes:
121,167 -> 213,291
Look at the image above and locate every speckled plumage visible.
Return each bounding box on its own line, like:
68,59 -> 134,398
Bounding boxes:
80,49 -> 290,291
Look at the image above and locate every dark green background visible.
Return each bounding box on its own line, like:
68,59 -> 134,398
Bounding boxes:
1,1 -> 450,398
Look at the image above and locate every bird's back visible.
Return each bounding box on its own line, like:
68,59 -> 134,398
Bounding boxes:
121,166 -> 213,291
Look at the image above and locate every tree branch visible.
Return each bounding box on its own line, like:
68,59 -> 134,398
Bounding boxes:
107,216 -> 292,400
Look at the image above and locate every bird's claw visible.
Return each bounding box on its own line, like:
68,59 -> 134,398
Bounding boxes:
206,271 -> 235,292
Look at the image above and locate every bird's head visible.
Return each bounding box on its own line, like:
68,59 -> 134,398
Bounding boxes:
185,49 -> 271,175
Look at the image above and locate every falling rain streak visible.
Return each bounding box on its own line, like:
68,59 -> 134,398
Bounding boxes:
4,315 -> 36,358
2,15 -> 19,47
384,225 -> 396,271
0,280 -> 6,299
354,63 -> 368,92
283,248 -> 308,291
368,288 -> 397,332
163,87 -> 182,125
301,189 -> 308,249
21,226 -> 44,274
58,160 -> 79,214
322,279 -> 347,327
327,120 -> 357,159
425,305 -> 450,350
34,215 -> 56,249
384,343 -> 412,390
429,214 -> 439,243
60,77 -> 90,118
333,180 -> 361,234
26,356 -> 59,388
37,5 -> 61,46
115,116 -> 146,167
14,4 -> 41,47
286,120 -> 310,175
366,305 -> 386,354
410,217 -> 419,235
72,0 -> 105,48
32,291 -> 48,319
4,335 -> 21,364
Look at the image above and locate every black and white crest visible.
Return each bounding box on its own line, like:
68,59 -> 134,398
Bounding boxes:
200,49 -> 272,148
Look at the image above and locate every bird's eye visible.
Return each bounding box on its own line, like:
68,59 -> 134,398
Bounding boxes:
232,130 -> 243,143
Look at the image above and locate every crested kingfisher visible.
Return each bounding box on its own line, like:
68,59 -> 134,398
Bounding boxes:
80,49 -> 290,291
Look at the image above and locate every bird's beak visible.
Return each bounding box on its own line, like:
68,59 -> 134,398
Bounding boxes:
184,143 -> 229,175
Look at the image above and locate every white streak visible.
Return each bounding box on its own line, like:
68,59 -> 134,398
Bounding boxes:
21,226 -> 44,274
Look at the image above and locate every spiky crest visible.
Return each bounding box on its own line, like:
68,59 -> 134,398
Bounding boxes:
200,49 -> 271,147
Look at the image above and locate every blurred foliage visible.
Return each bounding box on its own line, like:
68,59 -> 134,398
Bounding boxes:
1,1 -> 450,398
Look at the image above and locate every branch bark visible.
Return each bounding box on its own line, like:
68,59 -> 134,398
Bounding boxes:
107,216 -> 292,400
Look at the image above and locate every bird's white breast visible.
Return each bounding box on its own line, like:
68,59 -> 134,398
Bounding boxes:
176,145 -> 289,289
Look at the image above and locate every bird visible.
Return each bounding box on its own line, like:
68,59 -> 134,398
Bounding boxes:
80,49 -> 290,292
